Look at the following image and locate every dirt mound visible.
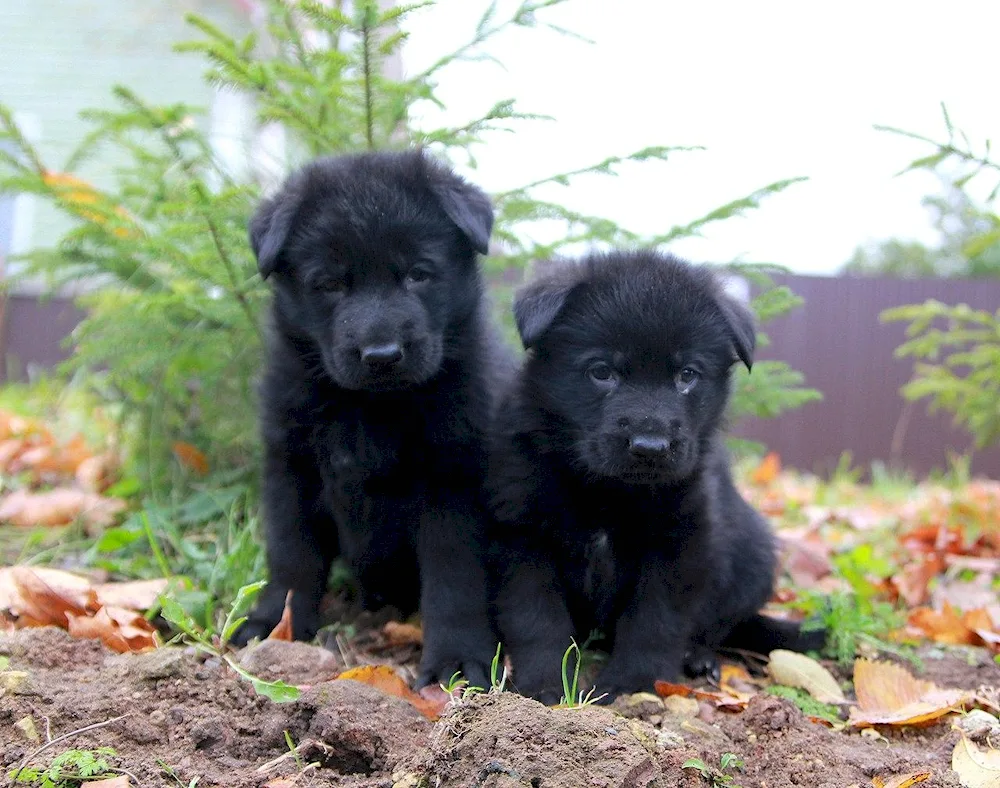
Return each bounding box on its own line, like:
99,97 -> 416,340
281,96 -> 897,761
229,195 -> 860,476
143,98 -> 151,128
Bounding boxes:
1,628 -> 429,787
1,628 -> 988,787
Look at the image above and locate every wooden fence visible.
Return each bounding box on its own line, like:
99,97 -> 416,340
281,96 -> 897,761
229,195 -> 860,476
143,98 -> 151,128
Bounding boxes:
733,274 -> 1000,478
2,274 -> 999,478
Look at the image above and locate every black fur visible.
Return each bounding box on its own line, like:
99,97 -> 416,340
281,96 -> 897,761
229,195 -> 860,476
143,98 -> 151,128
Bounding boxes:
488,250 -> 824,702
234,149 -> 510,689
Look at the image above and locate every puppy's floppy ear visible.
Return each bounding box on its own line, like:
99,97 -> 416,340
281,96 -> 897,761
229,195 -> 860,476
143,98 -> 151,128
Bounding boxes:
716,294 -> 757,371
513,273 -> 578,350
426,166 -> 494,255
249,192 -> 300,279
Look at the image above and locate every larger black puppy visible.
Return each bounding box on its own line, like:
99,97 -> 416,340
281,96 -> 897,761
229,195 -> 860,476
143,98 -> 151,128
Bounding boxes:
234,150 -> 508,688
489,250 -> 823,701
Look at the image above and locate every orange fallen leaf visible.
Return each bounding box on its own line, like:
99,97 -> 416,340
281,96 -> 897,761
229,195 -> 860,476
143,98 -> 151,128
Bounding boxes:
849,658 -> 971,727
383,621 -> 423,646
0,438 -> 27,472
268,591 -> 294,641
908,603 -> 999,648
1,568 -> 166,652
76,453 -> 118,493
67,605 -> 156,653
80,777 -> 130,788
0,566 -> 95,626
14,434 -> 93,478
654,679 -> 751,711
93,578 -> 168,611
336,665 -> 448,720
871,772 -> 931,788
751,452 -> 781,486
0,488 -> 126,530
891,555 -> 946,607
171,441 -> 209,476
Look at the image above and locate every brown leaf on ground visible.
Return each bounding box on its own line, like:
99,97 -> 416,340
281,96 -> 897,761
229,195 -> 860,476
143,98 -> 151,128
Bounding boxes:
849,658 -> 972,727
13,434 -> 92,478
871,772 -> 931,788
908,604 -> 1000,649
171,441 -> 209,476
751,452 -> 781,486
891,555 -> 946,607
0,488 -> 126,530
75,453 -> 118,492
383,621 -> 423,647
67,605 -> 156,653
0,566 -> 95,625
780,530 -> 834,586
1,567 -> 164,652
951,734 -> 1000,788
767,649 -> 846,704
654,679 -> 751,711
336,665 -> 448,720
268,592 -> 294,641
0,438 -> 26,471
93,578 -> 168,611
79,776 -> 130,788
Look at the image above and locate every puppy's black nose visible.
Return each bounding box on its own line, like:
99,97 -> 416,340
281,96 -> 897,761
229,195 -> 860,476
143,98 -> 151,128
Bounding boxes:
361,343 -> 404,367
628,435 -> 670,458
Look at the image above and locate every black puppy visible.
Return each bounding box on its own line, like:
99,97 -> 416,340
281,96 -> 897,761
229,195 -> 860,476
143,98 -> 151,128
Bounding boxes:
488,250 -> 823,701
234,149 -> 509,689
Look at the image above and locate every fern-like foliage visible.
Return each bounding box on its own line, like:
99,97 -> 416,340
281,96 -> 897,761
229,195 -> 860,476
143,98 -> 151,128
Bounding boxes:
0,0 -> 815,490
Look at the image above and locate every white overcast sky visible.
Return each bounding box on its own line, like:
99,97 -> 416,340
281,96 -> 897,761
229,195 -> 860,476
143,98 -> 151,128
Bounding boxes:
400,1 -> 1000,274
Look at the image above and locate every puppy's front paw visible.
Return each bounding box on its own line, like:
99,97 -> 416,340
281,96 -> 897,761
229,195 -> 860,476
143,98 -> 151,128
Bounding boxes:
683,645 -> 721,682
416,642 -> 496,692
229,585 -> 320,647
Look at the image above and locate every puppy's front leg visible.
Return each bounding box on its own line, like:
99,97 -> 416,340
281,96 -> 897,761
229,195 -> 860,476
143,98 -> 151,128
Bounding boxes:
494,554 -> 576,704
595,558 -> 698,698
233,444 -> 337,645
415,497 -> 497,691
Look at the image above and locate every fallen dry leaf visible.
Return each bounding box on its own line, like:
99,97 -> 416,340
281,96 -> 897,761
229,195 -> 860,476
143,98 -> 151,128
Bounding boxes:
849,658 -> 972,727
336,665 -> 448,720
952,734 -> 1000,788
751,452 -> 781,486
75,453 -> 117,492
0,487 -> 126,530
891,555 -> 946,607
67,605 -> 156,653
908,604 -> 1000,649
0,566 -> 94,626
78,776 -> 130,788
13,434 -> 92,478
268,592 -> 294,641
93,578 -> 168,611
767,649 -> 846,704
172,441 -> 209,476
871,772 -> 931,788
654,679 -> 751,711
383,621 -> 423,647
1,567 -> 164,653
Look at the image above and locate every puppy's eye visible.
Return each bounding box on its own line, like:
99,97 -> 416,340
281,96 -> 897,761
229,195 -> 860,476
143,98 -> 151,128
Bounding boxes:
675,367 -> 700,393
587,362 -> 618,389
314,278 -> 346,294
405,266 -> 432,285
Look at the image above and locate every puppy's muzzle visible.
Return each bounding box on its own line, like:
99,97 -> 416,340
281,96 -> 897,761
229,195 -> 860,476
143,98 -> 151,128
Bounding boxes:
360,342 -> 404,369
627,434 -> 671,458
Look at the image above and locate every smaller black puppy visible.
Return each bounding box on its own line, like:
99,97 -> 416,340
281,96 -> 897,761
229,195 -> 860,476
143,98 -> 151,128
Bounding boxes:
488,250 -> 823,701
234,149 -> 508,689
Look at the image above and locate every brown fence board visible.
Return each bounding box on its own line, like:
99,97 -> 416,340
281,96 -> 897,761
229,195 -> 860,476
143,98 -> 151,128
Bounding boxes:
733,274 -> 1000,478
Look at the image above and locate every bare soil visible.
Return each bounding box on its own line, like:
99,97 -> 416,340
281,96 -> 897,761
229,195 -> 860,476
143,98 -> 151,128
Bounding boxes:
2,626 -> 996,788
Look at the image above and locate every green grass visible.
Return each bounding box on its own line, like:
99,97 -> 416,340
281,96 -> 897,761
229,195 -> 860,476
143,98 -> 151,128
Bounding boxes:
10,748 -> 118,788
682,753 -> 745,788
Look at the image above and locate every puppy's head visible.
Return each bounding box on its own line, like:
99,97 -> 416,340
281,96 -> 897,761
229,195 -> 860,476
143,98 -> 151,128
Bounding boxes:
514,250 -> 755,485
250,149 -> 493,390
